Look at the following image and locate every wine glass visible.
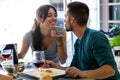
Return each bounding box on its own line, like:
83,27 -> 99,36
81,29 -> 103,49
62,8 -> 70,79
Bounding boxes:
2,49 -> 12,61
32,51 -> 45,71
55,26 -> 65,36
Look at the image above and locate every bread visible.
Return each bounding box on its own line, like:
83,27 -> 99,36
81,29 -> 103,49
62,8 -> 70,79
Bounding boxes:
41,75 -> 53,80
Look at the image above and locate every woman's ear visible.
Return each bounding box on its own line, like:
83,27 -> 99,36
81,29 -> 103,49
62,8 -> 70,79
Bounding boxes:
39,18 -> 44,23
37,17 -> 44,23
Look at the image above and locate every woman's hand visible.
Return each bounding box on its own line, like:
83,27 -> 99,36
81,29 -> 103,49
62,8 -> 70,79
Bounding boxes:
51,29 -> 64,38
50,28 -> 67,64
44,60 -> 60,69
51,29 -> 64,46
65,66 -> 87,78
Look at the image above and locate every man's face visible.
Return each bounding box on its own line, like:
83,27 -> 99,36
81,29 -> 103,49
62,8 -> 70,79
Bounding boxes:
64,11 -> 73,31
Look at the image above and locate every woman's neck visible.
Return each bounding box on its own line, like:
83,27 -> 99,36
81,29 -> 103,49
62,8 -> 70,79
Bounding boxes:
40,26 -> 51,38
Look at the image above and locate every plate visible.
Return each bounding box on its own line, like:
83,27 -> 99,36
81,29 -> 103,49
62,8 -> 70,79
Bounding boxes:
22,68 -> 65,79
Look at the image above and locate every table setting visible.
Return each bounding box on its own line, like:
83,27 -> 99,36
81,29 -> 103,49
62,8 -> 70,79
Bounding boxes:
0,61 -> 93,80
0,45 -> 93,80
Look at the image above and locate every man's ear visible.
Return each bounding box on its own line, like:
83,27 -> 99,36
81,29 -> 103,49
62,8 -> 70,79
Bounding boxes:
70,16 -> 75,24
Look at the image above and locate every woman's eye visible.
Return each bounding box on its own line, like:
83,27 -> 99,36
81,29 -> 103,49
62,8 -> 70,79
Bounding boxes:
54,14 -> 57,17
47,13 -> 57,17
47,15 -> 51,17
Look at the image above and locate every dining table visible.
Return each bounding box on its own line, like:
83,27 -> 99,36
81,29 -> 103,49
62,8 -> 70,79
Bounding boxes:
0,64 -> 94,80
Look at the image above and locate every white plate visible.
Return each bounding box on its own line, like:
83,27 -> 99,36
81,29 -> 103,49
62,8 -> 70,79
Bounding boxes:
22,68 -> 65,79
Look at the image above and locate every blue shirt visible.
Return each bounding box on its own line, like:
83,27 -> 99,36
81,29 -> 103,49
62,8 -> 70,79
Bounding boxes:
70,28 -> 120,80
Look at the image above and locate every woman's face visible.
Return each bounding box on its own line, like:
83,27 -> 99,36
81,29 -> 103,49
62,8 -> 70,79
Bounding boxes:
42,8 -> 57,29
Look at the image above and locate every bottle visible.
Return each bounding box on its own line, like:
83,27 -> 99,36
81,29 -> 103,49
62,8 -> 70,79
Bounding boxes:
13,43 -> 18,73
114,6 -> 120,20
114,0 -> 120,2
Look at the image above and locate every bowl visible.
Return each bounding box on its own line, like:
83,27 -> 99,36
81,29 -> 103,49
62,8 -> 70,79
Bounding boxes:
1,59 -> 28,74
18,59 -> 27,72
1,60 -> 14,74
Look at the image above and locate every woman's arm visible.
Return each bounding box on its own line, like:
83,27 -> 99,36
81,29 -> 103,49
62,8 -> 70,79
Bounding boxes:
45,60 -> 68,70
18,39 -> 29,59
51,29 -> 67,64
56,32 -> 67,64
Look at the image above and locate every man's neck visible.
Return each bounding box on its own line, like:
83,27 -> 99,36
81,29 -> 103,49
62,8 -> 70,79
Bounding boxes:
73,25 -> 87,40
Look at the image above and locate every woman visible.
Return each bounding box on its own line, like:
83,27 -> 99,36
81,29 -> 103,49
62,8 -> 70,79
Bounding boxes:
18,4 -> 67,64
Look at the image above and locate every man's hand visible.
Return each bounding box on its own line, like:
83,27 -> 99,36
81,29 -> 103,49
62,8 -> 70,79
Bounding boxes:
65,66 -> 87,78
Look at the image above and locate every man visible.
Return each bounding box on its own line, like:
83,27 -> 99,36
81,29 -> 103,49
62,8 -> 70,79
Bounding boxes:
45,1 -> 120,79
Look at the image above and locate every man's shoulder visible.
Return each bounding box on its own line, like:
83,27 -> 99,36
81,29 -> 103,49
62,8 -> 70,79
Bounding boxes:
87,28 -> 107,41
88,28 -> 104,36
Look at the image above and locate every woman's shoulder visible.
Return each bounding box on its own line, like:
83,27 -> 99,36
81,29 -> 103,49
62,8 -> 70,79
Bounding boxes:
23,31 -> 32,45
25,31 -> 32,36
23,31 -> 32,38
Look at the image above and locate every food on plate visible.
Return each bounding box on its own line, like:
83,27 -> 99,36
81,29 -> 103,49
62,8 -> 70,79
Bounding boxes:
33,68 -> 64,78
40,69 -> 53,73
4,67 -> 14,73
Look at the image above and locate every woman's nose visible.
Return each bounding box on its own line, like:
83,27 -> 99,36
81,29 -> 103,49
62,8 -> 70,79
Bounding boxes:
52,16 -> 57,19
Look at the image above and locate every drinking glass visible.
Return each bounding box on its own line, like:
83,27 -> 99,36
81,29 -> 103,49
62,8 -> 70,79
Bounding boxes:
16,60 -> 25,80
32,51 -> 45,70
2,49 -> 12,61
55,26 -> 65,36
13,59 -> 26,80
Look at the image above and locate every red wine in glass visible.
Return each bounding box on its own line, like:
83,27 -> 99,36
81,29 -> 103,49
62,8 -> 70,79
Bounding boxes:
33,51 -> 45,70
2,54 -> 11,58
33,61 -> 44,68
2,49 -> 12,61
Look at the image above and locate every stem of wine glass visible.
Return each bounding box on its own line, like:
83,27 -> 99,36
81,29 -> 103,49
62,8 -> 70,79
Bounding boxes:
39,62 -> 44,72
38,68 -> 39,72
5,58 -> 7,61
17,72 -> 22,80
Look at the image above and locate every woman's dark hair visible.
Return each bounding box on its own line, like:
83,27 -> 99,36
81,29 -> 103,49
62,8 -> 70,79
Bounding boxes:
36,4 -> 57,21
67,1 -> 89,26
31,5 -> 57,50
